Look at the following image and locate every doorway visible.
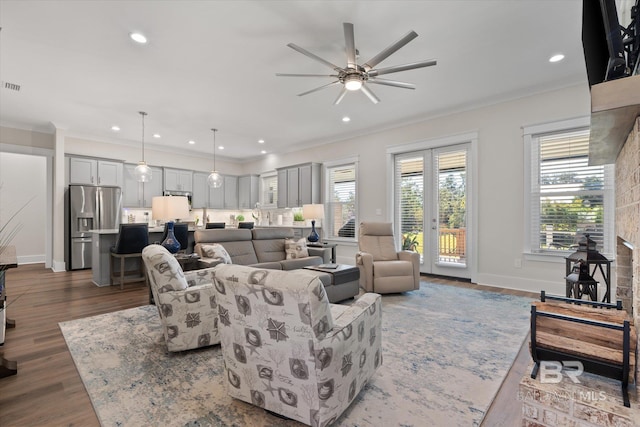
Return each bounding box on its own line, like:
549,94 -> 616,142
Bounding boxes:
393,142 -> 473,280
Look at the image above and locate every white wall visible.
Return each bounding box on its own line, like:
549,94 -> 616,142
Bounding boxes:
241,83 -> 592,295
0,152 -> 47,264
0,83 -> 593,294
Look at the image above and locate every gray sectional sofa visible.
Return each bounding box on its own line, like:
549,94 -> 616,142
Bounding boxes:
193,227 -> 358,302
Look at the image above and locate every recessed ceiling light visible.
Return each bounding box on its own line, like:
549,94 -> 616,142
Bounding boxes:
153,133 -> 161,139
218,146 -> 224,150
111,125 -> 120,131
261,150 -> 267,154
549,54 -> 565,63
258,139 -> 265,144
342,116 -> 351,122
130,32 -> 148,44
188,140 -> 195,145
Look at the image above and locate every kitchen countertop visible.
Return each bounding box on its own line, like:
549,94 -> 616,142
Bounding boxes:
89,226 -> 196,234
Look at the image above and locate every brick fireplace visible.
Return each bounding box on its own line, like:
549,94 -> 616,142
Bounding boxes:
615,117 -> 639,382
520,118 -> 640,426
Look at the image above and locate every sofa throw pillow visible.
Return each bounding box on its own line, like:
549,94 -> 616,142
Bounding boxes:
201,244 -> 232,264
285,237 -> 309,259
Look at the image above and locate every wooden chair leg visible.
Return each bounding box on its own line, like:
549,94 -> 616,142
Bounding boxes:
120,256 -> 125,290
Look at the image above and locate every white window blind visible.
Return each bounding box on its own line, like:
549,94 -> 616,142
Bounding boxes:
529,127 -> 614,254
326,163 -> 356,239
394,153 -> 424,255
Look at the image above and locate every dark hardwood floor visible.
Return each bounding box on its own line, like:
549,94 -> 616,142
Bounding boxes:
0,264 -> 533,426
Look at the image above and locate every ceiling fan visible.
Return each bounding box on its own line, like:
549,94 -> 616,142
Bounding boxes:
276,22 -> 437,104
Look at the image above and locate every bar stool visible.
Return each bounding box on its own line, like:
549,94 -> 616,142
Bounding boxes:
205,222 -> 226,229
110,223 -> 149,290
238,221 -> 254,229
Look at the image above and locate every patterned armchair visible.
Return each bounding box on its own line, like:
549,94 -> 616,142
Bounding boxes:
142,244 -> 221,352
212,264 -> 382,426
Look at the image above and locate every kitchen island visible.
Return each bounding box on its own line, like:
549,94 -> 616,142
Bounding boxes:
89,226 -> 195,287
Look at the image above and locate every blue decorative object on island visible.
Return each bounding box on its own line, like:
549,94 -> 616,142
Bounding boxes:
302,203 -> 324,243
308,220 -> 319,242
161,221 -> 181,254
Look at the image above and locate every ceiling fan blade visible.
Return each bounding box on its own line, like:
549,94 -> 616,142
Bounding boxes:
367,78 -> 416,89
276,73 -> 338,78
362,30 -> 418,71
368,59 -> 437,77
297,81 -> 341,97
334,87 -> 348,105
287,43 -> 343,72
360,84 -> 380,104
344,23 -> 357,69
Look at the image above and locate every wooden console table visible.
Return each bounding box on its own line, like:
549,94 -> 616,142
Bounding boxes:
1,245 -> 18,378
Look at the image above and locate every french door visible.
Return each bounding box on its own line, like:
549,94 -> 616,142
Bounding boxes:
394,143 -> 472,279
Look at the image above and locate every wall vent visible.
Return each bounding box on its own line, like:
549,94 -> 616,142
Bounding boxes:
2,81 -> 21,91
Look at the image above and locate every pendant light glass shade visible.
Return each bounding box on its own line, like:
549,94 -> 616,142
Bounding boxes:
134,161 -> 152,182
135,111 -> 152,182
208,128 -> 223,188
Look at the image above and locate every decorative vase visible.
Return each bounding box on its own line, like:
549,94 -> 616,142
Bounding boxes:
161,221 -> 181,254
307,220 -> 319,242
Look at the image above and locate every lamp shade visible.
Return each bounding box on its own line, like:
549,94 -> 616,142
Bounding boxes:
302,204 -> 324,220
152,196 -> 190,221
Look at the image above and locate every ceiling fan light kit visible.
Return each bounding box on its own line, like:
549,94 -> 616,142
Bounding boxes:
277,22 -> 437,104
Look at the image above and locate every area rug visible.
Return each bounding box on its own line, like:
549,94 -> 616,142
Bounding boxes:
59,282 -> 532,426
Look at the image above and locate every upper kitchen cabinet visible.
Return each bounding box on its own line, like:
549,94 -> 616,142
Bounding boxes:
68,157 -> 123,187
224,175 -> 238,210
163,168 -> 193,193
208,176 -> 224,209
123,164 -> 163,208
238,175 -> 259,209
276,163 -> 320,208
192,172 -> 209,209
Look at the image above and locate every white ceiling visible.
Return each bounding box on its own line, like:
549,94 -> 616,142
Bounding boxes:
0,0 -> 588,161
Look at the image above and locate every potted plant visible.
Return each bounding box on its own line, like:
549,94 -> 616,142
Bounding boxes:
402,232 -> 420,252
293,212 -> 305,225
236,214 -> 245,222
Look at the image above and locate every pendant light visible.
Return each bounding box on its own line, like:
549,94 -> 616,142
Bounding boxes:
134,111 -> 152,182
207,128 -> 223,188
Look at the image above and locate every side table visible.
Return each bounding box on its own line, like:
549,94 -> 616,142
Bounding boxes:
303,264 -> 360,303
307,242 -> 337,263
1,246 -> 18,378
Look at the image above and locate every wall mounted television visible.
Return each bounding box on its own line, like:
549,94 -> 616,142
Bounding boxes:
582,0 -> 639,87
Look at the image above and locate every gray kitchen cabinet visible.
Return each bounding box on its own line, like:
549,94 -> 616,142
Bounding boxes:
192,172 -> 209,209
276,163 -> 320,208
238,175 -> 259,209
123,164 -> 162,207
224,175 -> 238,210
163,168 -> 193,193
69,157 -> 123,187
208,177 -> 224,209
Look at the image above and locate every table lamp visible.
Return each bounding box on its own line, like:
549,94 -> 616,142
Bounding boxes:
302,204 -> 324,243
152,196 -> 190,253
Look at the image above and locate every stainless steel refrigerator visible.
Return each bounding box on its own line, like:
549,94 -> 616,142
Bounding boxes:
69,185 -> 122,270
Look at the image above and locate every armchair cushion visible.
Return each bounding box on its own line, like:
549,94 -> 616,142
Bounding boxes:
212,264 -> 382,426
284,237 -> 309,259
201,243 -> 232,264
359,222 -> 398,261
143,244 -> 188,292
142,244 -> 221,352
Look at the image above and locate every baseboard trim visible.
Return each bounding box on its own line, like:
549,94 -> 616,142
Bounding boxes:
51,260 -> 66,272
17,254 -> 45,265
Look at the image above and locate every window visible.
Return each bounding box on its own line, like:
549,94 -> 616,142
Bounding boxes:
260,173 -> 277,208
325,161 -> 357,240
394,153 -> 424,258
525,118 -> 614,255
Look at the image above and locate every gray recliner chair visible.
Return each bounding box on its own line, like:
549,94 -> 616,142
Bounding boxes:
355,222 -> 420,294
